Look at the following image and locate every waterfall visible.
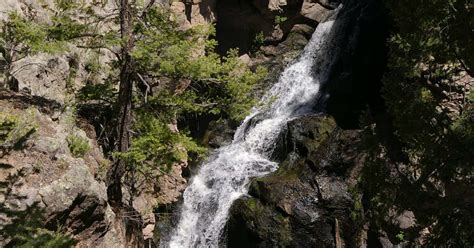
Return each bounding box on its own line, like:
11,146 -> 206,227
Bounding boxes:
164,7 -> 341,247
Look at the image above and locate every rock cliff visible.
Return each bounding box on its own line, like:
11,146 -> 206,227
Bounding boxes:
0,90 -> 125,247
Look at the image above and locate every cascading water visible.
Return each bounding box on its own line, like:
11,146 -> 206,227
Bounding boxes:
165,7 -> 342,248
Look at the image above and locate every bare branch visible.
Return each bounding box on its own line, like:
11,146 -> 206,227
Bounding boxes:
137,73 -> 150,103
141,0 -> 156,19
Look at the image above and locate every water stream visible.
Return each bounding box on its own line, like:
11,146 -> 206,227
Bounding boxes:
165,8 -> 341,247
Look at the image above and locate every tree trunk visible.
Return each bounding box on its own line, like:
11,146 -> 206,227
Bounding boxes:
106,1 -> 144,246
107,0 -> 134,211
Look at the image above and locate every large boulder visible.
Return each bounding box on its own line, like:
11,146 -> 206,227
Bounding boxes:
228,115 -> 365,247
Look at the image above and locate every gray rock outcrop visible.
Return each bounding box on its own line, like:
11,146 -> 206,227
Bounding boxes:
0,90 -> 125,247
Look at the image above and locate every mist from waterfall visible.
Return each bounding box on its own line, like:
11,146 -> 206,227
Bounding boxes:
164,7 -> 341,247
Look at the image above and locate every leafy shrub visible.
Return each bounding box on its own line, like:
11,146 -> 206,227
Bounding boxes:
360,0 -> 474,246
66,134 -> 90,158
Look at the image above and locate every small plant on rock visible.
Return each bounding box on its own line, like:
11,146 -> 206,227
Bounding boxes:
274,15 -> 288,25
396,231 -> 405,242
66,134 -> 90,158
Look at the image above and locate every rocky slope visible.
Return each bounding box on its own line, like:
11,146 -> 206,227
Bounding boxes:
0,90 -> 125,247
0,1 -> 189,246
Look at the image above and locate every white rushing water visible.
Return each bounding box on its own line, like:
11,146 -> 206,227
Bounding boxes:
166,9 -> 340,248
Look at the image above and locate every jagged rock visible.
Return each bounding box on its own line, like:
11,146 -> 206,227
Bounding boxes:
11,54 -> 70,104
301,2 -> 332,22
291,24 -> 316,37
170,0 -> 216,31
0,91 -> 125,247
204,119 -> 235,148
38,155 -> 106,212
228,115 -> 363,247
1,0 -> 116,104
268,0 -> 288,11
390,209 -> 416,230
0,0 -> 21,21
239,54 -> 252,65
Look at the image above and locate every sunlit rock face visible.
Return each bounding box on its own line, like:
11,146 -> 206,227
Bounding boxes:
0,0 -> 117,104
0,91 -> 126,248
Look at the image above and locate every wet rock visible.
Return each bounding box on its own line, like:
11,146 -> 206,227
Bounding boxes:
204,120 -> 235,148
229,115 -> 362,247
314,176 -> 352,205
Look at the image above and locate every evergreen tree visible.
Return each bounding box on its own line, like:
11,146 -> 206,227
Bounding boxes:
360,0 -> 473,246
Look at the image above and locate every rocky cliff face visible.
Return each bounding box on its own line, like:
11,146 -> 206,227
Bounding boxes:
0,90 -> 126,247
0,1 -> 190,246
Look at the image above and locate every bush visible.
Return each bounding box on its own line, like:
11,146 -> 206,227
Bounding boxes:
0,111 -> 36,155
274,15 -> 288,25
66,134 -> 90,158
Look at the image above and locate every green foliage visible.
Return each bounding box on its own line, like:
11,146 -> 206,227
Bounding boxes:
77,81 -> 117,104
252,31 -> 265,52
451,93 -> 474,141
132,7 -> 266,121
0,9 -> 90,59
274,15 -> 288,25
395,231 -> 405,242
54,0 -> 82,11
0,111 -> 36,156
103,7 -> 266,178
349,188 -> 364,225
12,228 -> 76,248
359,0 -> 474,246
1,3 -> 267,203
84,52 -> 102,75
0,12 -> 65,55
0,4 -> 94,90
114,113 -> 206,175
67,134 -> 90,158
